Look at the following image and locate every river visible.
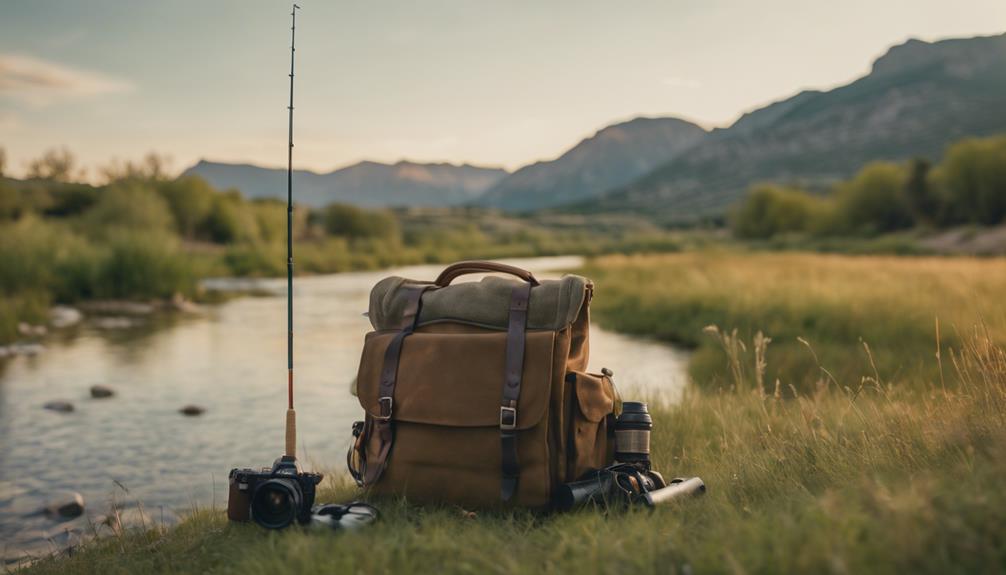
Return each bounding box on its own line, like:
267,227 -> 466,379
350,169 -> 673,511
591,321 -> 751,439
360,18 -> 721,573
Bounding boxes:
0,256 -> 688,563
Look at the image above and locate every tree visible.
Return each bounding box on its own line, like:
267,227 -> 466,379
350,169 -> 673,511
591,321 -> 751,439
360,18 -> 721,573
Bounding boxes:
903,158 -> 939,225
201,192 -> 259,244
25,147 -> 78,182
834,162 -> 915,234
322,203 -> 400,241
0,147 -> 7,178
99,152 -> 172,183
158,176 -> 215,238
931,136 -> 1006,226
731,184 -> 829,239
83,182 -> 175,237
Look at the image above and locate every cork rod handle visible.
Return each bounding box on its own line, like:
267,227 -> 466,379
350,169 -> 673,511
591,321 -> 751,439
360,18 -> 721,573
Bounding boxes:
285,408 -> 297,459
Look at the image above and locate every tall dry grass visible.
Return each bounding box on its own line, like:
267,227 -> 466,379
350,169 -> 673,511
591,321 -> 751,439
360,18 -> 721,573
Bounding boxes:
582,251 -> 1006,393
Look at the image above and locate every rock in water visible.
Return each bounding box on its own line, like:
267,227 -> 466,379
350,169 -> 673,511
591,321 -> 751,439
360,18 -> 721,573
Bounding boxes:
50,306 -> 83,328
44,493 -> 85,519
179,405 -> 205,416
43,401 -> 75,413
89,385 -> 115,399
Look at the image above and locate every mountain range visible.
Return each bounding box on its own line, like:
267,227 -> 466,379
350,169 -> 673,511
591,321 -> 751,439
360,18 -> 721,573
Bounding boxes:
184,32 -> 1006,219
475,117 -> 707,211
183,160 -> 508,208
578,33 -> 1006,221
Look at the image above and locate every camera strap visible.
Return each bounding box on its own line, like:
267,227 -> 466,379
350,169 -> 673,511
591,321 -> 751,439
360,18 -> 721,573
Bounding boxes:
500,280 -> 532,501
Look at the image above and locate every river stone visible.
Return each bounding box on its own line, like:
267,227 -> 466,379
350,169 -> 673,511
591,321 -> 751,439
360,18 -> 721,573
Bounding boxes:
17,322 -> 47,337
50,306 -> 83,328
43,401 -> 75,413
44,492 -> 85,519
179,405 -> 205,416
80,300 -> 155,315
91,317 -> 135,330
90,385 -> 115,399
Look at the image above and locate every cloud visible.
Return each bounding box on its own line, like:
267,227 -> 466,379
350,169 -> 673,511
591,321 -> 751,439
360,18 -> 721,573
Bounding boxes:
661,76 -> 702,89
0,53 -> 133,107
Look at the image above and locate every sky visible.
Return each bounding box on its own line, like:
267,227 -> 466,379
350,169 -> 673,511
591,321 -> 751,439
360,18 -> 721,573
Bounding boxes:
1,0 -> 1005,178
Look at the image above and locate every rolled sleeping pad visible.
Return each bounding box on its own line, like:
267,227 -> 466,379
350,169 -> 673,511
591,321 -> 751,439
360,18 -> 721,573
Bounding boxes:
642,477 -> 706,507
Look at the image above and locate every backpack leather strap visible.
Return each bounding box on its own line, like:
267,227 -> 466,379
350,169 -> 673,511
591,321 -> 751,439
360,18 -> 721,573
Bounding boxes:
500,280 -> 532,501
362,284 -> 433,485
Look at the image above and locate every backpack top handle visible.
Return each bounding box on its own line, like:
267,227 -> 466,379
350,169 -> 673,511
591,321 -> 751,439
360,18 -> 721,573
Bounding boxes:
435,260 -> 540,287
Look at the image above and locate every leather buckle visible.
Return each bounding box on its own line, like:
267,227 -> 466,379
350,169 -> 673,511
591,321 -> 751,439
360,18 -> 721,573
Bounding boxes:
377,396 -> 393,420
500,406 -> 517,431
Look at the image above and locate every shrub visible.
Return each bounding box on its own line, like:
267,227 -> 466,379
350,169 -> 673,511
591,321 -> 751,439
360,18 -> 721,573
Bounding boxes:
158,176 -> 215,239
833,162 -> 914,234
731,185 -> 831,239
322,203 -> 400,241
201,192 -> 260,244
82,182 -> 175,238
930,135 -> 1006,225
97,231 -> 195,299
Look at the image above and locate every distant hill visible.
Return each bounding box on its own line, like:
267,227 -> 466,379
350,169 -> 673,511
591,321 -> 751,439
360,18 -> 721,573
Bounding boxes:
183,160 -> 508,208
578,33 -> 1006,222
476,117 -> 707,212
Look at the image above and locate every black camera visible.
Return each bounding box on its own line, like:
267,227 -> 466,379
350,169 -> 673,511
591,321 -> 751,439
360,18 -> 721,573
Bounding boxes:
228,455 -> 323,529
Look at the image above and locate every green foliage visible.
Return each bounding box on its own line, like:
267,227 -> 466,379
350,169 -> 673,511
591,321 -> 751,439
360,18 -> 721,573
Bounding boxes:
202,192 -> 259,244
730,134 -> 1006,240
930,135 -> 1006,225
731,185 -> 831,239
323,203 -> 400,241
97,231 -> 195,299
834,162 -> 914,234
82,182 -> 175,238
157,176 -> 215,238
904,157 -> 938,224
0,181 -> 18,220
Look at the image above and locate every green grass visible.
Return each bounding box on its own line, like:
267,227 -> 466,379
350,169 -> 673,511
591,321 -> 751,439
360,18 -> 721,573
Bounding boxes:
17,328 -> 1006,574
581,251 -> 1006,393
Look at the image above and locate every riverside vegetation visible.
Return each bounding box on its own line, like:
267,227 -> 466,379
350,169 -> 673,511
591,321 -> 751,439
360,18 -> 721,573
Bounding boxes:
16,251 -> 1006,574
0,150 -> 685,345
730,134 -> 1006,241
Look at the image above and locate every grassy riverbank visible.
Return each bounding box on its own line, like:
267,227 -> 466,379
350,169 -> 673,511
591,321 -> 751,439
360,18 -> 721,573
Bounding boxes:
16,251 -> 1006,574
582,251 -> 1006,394
17,331 -> 1006,574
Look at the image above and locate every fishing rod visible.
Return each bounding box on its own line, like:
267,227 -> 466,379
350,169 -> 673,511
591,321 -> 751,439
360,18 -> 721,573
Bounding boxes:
285,2 -> 300,460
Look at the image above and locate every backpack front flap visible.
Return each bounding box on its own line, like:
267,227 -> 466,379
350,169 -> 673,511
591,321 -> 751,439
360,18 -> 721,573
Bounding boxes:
357,327 -> 558,507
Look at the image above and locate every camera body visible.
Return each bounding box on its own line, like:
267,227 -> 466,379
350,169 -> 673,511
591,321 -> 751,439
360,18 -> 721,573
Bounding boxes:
228,455 -> 323,529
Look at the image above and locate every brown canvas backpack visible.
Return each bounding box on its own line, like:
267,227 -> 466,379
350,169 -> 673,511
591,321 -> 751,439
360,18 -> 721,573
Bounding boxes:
347,260 -> 618,507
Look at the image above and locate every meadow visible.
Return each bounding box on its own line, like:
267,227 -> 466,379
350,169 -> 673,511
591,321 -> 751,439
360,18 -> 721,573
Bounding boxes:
15,251 -> 1006,574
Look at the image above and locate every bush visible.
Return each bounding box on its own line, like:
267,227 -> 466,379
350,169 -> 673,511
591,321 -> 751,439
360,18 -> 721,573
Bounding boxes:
97,231 -> 195,299
731,185 -> 831,239
201,192 -> 260,244
931,135 -> 1006,225
158,176 -> 215,239
322,203 -> 400,241
82,182 -> 175,238
833,162 -> 915,234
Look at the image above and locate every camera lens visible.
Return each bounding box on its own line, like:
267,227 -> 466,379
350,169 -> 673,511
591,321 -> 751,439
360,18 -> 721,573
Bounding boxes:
614,401 -> 652,466
250,478 -> 302,529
